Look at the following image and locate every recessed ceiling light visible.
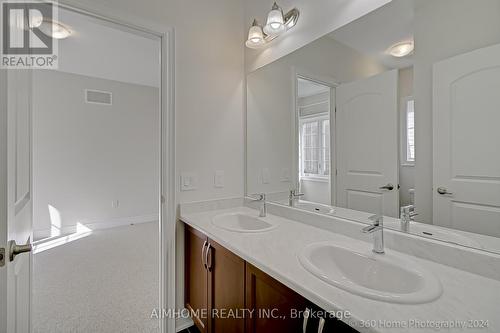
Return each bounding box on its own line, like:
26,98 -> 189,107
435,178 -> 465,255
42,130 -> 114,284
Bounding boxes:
39,20 -> 72,39
388,41 -> 414,58
29,11 -> 43,28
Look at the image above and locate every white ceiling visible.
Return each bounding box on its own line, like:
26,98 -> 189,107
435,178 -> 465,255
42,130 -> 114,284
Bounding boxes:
298,78 -> 330,98
54,8 -> 160,87
329,0 -> 414,69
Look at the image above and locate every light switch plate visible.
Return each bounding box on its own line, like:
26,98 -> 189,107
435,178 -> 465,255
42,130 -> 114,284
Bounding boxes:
214,170 -> 225,188
180,172 -> 198,191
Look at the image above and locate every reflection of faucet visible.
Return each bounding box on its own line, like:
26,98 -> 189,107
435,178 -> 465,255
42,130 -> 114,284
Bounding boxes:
251,193 -> 267,217
362,215 -> 385,254
400,205 -> 418,232
288,187 -> 304,206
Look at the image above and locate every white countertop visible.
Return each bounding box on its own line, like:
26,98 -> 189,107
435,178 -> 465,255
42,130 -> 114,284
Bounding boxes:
180,205 -> 500,333
274,198 -> 500,254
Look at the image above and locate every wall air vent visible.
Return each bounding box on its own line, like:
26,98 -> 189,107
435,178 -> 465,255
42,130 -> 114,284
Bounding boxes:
85,89 -> 112,105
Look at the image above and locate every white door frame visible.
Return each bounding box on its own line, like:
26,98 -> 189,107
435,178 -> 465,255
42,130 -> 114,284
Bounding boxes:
292,67 -> 338,206
1,1 -> 177,332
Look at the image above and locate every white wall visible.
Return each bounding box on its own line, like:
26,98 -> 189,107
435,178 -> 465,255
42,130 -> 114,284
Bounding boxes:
247,36 -> 386,196
59,0 -> 246,316
61,0 -> 246,205
57,8 -> 161,88
32,70 -> 159,239
244,0 -> 391,72
301,180 -> 330,205
413,0 -> 500,224
398,67 -> 414,206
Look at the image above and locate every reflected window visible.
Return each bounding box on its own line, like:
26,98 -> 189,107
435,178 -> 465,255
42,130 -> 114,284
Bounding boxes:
403,98 -> 415,164
299,116 -> 330,178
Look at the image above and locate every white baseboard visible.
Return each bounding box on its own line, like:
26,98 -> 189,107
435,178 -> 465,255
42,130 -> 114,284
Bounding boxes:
34,213 -> 158,241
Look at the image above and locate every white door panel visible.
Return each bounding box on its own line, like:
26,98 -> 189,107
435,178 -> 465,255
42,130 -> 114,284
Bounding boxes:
337,70 -> 399,217
433,43 -> 500,236
4,69 -> 33,333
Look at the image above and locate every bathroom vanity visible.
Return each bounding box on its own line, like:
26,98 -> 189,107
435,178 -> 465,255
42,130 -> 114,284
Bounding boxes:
184,224 -> 356,333
182,2 -> 500,332
180,200 -> 500,333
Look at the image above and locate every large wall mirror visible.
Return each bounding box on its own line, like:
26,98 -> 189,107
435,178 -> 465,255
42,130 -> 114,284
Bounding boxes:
246,0 -> 500,254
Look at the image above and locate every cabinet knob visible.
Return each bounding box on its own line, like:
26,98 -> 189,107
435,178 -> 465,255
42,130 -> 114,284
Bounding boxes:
206,243 -> 213,271
201,240 -> 208,269
317,318 -> 325,333
302,308 -> 310,333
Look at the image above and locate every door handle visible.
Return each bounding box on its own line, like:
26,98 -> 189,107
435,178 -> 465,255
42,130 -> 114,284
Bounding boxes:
201,240 -> 208,269
437,187 -> 453,195
8,240 -> 32,262
302,308 -> 310,333
379,183 -> 394,191
205,243 -> 213,271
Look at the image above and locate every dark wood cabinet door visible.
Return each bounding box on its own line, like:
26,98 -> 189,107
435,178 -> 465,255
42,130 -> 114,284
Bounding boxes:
185,226 -> 209,333
207,240 -> 245,333
245,263 -> 309,333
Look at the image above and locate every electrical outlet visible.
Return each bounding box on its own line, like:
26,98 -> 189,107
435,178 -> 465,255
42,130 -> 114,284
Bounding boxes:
261,168 -> 270,184
280,168 -> 291,182
214,170 -> 225,188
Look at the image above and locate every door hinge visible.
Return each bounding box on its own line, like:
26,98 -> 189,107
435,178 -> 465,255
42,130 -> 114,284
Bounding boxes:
0,247 -> 5,267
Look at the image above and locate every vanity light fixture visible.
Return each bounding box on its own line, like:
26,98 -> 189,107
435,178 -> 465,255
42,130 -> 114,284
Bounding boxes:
246,2 -> 299,49
388,40 -> 414,57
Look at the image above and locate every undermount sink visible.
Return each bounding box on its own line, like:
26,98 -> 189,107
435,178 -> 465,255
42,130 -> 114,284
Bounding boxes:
409,225 -> 482,249
298,242 -> 442,304
212,213 -> 277,233
293,201 -> 335,215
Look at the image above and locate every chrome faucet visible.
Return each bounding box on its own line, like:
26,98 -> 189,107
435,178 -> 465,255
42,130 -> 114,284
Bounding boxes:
400,205 -> 418,232
362,214 -> 385,254
288,187 -> 304,206
251,193 -> 267,217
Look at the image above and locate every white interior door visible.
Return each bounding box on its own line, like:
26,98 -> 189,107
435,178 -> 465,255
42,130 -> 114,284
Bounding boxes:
1,69 -> 34,333
336,70 -> 399,217
433,43 -> 500,237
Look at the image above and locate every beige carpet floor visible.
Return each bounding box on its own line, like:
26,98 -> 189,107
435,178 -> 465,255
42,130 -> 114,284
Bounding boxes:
33,222 -> 159,333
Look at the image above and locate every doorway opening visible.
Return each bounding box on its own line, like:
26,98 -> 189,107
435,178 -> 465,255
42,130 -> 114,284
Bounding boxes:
296,77 -> 335,206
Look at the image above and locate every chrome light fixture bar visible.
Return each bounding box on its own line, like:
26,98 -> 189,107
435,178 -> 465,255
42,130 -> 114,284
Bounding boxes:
246,2 -> 299,49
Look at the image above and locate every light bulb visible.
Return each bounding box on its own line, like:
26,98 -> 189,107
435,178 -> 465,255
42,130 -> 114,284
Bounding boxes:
246,20 -> 265,49
263,2 -> 285,37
